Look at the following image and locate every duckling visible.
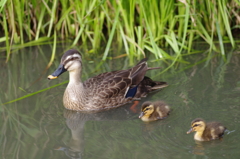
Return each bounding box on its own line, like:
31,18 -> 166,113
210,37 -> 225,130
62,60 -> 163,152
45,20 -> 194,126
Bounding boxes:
187,118 -> 226,141
139,101 -> 170,122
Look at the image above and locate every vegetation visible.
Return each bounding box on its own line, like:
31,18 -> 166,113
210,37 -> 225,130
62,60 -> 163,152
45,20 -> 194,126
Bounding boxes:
1,1 -> 239,157
1,0 -> 240,63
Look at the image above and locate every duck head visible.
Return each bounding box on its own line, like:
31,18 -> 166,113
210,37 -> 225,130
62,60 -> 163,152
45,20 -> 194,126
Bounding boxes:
48,49 -> 82,80
187,118 -> 206,134
139,101 -> 155,118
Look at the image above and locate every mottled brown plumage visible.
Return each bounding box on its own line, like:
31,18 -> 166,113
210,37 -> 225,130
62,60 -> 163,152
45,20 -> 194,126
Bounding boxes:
48,49 -> 168,111
187,118 -> 226,141
139,101 -> 170,122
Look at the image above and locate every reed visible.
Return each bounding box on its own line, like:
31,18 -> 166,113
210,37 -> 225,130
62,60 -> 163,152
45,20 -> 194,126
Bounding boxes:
0,0 -> 239,62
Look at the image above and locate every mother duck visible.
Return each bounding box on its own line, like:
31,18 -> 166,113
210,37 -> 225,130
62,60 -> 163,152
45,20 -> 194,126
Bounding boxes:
48,49 -> 167,111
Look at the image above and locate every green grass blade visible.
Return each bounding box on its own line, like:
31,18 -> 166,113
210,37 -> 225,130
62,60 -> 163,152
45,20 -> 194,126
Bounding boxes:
218,0 -> 235,47
102,6 -> 120,60
47,0 -> 58,37
216,19 -> 225,57
0,0 -> 7,12
3,9 -> 10,62
47,30 -> 57,68
3,81 -> 68,105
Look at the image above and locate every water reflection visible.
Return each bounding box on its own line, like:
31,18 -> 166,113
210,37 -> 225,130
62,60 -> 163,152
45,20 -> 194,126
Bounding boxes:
189,139 -> 225,156
57,104 -> 138,159
2,46 -> 240,158
55,110 -> 86,159
190,141 -> 206,155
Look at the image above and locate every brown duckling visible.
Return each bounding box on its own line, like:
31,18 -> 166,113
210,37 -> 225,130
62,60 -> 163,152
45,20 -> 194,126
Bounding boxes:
139,101 -> 170,122
187,118 -> 226,141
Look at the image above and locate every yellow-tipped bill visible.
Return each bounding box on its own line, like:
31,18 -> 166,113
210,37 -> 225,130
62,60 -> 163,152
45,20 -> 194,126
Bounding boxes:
48,75 -> 58,80
47,64 -> 67,80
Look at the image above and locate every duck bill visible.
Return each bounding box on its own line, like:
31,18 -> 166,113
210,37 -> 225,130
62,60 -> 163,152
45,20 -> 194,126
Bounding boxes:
186,128 -> 193,134
139,112 -> 144,118
48,64 -> 67,80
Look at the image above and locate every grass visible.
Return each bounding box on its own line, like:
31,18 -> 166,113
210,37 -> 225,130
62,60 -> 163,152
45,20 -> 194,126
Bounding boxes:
0,0 -> 239,63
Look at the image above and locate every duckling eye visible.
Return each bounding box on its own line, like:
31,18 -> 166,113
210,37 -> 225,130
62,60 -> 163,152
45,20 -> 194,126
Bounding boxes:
193,124 -> 199,127
144,107 -> 151,111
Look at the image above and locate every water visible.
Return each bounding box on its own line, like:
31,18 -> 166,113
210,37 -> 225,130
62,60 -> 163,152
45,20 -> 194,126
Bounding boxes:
1,45 -> 240,159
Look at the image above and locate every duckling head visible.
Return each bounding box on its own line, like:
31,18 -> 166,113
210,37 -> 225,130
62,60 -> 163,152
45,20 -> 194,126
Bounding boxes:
48,49 -> 82,80
139,101 -> 155,118
187,118 -> 206,134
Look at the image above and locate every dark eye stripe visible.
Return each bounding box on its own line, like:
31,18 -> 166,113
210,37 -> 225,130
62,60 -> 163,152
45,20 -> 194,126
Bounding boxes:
64,57 -> 80,65
143,108 -> 148,112
193,124 -> 199,127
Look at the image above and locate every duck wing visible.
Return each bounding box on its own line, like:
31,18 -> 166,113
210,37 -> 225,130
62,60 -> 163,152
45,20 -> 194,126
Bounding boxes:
84,58 -> 151,99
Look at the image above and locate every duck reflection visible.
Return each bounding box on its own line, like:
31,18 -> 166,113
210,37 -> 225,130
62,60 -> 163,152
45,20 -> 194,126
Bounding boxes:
190,139 -> 225,156
190,141 -> 206,156
55,104 -> 139,159
54,110 -> 87,159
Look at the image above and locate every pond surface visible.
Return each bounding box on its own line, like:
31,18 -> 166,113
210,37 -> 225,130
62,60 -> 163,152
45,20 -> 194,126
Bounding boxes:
1,45 -> 240,159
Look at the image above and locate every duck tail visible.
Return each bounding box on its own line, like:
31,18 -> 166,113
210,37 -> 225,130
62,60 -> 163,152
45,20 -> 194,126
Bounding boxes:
151,81 -> 168,90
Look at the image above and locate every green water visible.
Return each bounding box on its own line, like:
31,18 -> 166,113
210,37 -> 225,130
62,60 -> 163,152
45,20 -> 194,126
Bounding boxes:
1,46 -> 240,159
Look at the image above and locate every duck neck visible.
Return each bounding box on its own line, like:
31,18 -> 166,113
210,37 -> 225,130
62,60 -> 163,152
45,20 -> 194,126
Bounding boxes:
69,69 -> 82,84
194,131 -> 204,141
63,69 -> 88,110
194,125 -> 206,141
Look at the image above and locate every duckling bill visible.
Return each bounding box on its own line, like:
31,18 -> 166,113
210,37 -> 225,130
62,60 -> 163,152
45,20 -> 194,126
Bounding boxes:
187,118 -> 226,141
139,101 -> 170,122
47,49 -> 168,111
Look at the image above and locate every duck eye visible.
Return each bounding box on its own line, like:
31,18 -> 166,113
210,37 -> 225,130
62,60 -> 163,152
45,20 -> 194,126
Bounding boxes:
193,124 -> 199,127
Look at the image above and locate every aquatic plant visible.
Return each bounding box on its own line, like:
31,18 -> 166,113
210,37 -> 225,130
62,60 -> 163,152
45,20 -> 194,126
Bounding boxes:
0,0 -> 239,62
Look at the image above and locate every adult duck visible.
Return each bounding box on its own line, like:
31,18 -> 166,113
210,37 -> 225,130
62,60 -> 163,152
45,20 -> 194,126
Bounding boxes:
48,49 -> 167,111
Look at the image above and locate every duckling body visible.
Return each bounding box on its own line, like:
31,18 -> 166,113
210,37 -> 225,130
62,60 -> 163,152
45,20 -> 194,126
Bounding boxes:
187,118 -> 226,141
48,49 -> 168,111
139,101 -> 170,122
